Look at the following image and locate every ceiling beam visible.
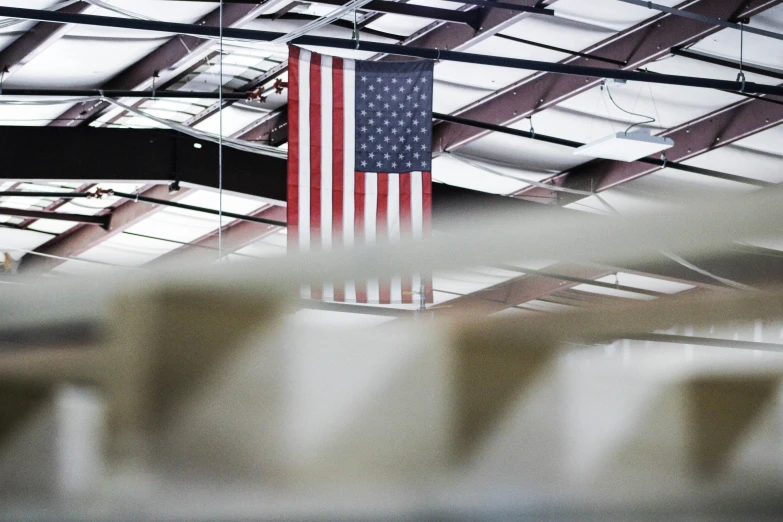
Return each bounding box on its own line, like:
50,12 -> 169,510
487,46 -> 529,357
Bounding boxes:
17,185 -> 192,274
0,126 -> 289,203
514,87 -> 783,203
380,0 -> 556,61
0,206 -> 111,228
146,205 -> 285,266
48,1 -> 278,127
0,2 -> 90,81
431,0 -> 783,153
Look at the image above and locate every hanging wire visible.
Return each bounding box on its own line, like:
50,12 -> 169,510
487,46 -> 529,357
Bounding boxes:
604,82 -> 656,134
736,20 -> 746,91
218,0 -> 224,262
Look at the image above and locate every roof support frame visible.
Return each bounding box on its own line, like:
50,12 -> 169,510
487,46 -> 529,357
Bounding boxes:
514,88 -> 783,203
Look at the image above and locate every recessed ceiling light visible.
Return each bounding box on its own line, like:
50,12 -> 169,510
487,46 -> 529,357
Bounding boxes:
574,130 -> 674,162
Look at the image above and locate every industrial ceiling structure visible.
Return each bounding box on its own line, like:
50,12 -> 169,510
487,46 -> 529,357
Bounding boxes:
1,0 -> 783,322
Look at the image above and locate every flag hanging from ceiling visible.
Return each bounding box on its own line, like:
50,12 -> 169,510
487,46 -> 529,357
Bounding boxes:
287,46 -> 433,305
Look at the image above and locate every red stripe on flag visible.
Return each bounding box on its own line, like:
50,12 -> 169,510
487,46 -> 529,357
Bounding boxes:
377,173 -> 390,305
423,171 -> 433,303
354,172 -> 367,304
399,173 -> 412,304
332,57 -> 345,302
309,53 -> 323,300
287,47 -> 300,253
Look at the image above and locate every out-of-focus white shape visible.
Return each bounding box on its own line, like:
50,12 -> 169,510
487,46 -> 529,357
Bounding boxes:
594,272 -> 695,294
574,130 -> 674,162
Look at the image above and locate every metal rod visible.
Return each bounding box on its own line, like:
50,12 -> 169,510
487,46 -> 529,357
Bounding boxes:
495,34 -> 627,67
111,191 -> 287,227
411,0 -> 555,15
622,332 -> 783,352
2,6 -> 783,96
671,47 -> 783,83
304,0 -> 481,28
0,88 -> 248,100
495,264 -> 663,297
0,206 -> 111,228
432,112 -> 773,188
616,0 -> 783,43
0,191 -> 286,227
0,191 -> 93,198
167,0 -> 556,16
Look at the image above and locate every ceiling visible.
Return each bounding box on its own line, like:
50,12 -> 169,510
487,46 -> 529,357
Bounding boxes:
1,0 -> 782,323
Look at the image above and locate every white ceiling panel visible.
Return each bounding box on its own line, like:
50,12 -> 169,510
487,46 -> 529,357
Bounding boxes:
74,231 -> 178,266
690,6 -> 783,72
0,227 -> 54,260
553,0 -> 683,32
234,229 -> 287,258
6,37 -> 169,89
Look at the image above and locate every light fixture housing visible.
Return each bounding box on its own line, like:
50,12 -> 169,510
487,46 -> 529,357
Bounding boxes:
574,130 -> 674,162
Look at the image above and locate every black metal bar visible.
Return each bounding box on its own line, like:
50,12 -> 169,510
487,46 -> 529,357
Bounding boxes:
0,88 -> 248,100
167,0 -> 555,16
495,34 -> 627,67
111,191 -> 287,227
2,6 -> 783,96
0,190 -> 287,227
306,0 -> 481,28
0,206 -> 111,228
432,112 -> 774,188
671,47 -> 783,82
622,332 -> 783,352
617,0 -> 783,43
0,191 -> 92,198
436,0 -> 554,15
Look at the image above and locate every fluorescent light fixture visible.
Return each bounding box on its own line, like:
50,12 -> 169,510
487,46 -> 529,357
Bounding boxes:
574,130 -> 674,162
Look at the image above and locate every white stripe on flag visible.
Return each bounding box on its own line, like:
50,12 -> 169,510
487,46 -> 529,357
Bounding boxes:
411,171 -> 423,298
411,171 -> 423,241
365,172 -> 379,303
320,55 -> 334,301
298,49 -> 311,253
343,59 -> 356,302
388,175 -> 402,304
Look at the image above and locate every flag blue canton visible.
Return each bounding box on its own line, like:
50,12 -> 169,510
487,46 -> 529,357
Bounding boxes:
354,59 -> 434,173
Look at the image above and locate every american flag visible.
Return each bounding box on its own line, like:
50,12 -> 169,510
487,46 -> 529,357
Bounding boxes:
287,46 -> 433,305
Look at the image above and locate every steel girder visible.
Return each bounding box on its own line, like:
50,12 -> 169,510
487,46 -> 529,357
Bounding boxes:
430,0 -> 783,153
0,2 -> 90,81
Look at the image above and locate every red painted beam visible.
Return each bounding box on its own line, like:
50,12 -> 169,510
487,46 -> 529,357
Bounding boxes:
431,0 -> 783,153
0,2 -> 90,80
234,0 -> 556,140
381,0 -> 553,60
18,185 -> 192,274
